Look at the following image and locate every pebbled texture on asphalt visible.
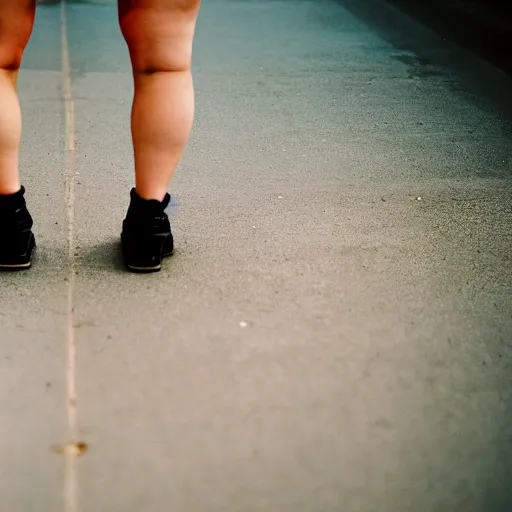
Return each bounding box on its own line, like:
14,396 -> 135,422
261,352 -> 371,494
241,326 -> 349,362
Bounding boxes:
0,1 -> 511,511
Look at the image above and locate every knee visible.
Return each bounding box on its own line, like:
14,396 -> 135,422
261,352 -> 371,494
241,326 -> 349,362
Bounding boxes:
119,1 -> 201,74
0,5 -> 35,71
0,45 -> 25,71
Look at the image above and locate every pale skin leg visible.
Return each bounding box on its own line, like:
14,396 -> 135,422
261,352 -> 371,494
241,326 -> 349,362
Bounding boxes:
0,0 -> 200,201
118,0 -> 202,202
0,1 -> 36,195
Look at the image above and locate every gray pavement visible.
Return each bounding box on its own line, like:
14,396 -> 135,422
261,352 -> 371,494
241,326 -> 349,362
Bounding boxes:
1,0 -> 511,510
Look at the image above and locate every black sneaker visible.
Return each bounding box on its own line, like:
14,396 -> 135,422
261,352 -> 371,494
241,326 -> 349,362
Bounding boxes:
0,186 -> 36,270
121,188 -> 174,273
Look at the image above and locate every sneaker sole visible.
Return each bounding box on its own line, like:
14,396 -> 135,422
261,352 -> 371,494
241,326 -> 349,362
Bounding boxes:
126,250 -> 174,273
0,261 -> 32,270
0,234 -> 35,271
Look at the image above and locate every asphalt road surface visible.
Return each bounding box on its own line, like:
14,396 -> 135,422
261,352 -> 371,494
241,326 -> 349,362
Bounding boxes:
1,0 -> 511,510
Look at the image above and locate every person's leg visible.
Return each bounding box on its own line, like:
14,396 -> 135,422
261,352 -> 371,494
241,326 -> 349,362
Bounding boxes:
0,0 -> 36,195
118,0 -> 201,202
0,1 -> 37,270
118,0 -> 201,272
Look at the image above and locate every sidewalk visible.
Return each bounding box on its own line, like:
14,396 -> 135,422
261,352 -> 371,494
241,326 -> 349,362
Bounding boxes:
1,0 -> 511,510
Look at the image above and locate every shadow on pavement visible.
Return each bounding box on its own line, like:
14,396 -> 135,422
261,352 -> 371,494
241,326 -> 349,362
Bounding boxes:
385,0 -> 512,77
76,240 -> 126,274
335,0 -> 512,127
